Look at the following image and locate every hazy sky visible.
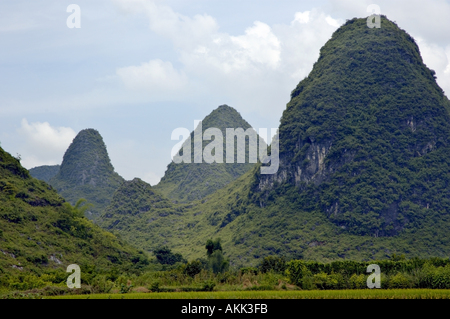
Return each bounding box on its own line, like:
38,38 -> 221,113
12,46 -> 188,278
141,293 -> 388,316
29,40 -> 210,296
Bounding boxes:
1,0 -> 449,185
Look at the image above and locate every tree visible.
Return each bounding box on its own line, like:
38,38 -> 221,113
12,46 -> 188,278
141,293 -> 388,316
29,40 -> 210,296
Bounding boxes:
184,259 -> 206,277
259,255 -> 287,273
205,238 -> 222,256
63,198 -> 93,218
205,238 -> 228,273
153,246 -> 186,265
208,250 -> 229,274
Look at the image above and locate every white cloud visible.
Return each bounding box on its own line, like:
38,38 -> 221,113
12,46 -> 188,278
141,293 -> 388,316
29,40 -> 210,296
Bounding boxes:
18,119 -> 76,168
116,59 -> 188,93
293,11 -> 311,24
113,0 -> 218,49
183,21 -> 281,75
176,8 -> 342,117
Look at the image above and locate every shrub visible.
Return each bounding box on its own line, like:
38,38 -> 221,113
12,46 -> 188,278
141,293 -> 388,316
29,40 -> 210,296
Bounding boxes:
208,250 -> 229,274
153,247 -> 186,265
388,273 -> 411,289
184,260 -> 204,278
349,274 -> 366,289
430,265 -> 450,289
202,280 -> 215,291
8,274 -> 49,291
313,272 -> 345,290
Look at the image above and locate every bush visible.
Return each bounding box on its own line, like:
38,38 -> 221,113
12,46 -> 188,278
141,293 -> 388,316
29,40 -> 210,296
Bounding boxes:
91,275 -> 114,294
388,273 -> 411,289
202,280 -> 215,291
349,274 -> 366,289
313,272 -> 345,290
184,260 -> 204,278
150,281 -> 160,292
428,265 -> 450,289
208,250 -> 229,274
8,274 -> 49,291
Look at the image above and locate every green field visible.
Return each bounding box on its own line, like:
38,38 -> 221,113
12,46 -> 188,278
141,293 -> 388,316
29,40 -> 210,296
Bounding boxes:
46,289 -> 450,299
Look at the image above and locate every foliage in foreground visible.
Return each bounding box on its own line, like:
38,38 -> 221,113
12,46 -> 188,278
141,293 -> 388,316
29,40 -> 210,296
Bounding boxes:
4,255 -> 450,299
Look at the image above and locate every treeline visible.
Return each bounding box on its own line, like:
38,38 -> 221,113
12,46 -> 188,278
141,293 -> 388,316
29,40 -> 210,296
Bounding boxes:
3,252 -> 450,298
262,255 -> 450,290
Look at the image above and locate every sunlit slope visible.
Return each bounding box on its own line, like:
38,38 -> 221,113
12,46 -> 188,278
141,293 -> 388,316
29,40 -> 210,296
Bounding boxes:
0,146 -> 148,277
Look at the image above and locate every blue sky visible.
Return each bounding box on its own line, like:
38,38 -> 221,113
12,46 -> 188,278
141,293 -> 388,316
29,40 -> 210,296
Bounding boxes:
1,0 -> 449,185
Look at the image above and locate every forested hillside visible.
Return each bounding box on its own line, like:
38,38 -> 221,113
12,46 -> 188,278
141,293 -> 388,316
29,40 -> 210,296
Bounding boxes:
0,145 -> 149,287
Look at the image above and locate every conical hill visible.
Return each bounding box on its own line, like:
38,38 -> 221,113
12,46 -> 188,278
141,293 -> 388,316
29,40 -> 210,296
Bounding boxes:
155,104 -> 266,202
256,16 -> 450,237
49,129 -> 124,220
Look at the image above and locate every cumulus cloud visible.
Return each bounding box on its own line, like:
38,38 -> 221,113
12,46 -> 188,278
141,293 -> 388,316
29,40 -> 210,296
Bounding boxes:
111,0 -> 348,120
111,0 -> 450,121
18,119 -> 76,168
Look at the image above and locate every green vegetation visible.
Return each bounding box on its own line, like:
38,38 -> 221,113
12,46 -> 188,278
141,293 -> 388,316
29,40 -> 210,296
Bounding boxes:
0,145 -> 151,295
5,255 -> 450,299
4,16 -> 450,300
258,16 -> 450,237
154,246 -> 187,265
93,16 -> 450,267
154,104 -> 265,202
48,129 -> 124,221
28,165 -> 60,183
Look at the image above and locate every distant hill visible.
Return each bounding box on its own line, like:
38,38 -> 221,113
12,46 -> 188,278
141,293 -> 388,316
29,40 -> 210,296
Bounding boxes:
29,165 -> 60,183
98,178 -> 182,252
0,145 -> 148,278
154,104 -> 265,202
96,16 -> 450,267
48,129 -> 124,221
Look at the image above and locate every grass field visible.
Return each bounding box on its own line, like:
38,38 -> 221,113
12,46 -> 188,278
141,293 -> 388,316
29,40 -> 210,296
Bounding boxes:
46,289 -> 450,299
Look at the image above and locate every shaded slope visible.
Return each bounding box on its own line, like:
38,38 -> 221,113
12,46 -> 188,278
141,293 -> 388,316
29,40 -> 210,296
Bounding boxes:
49,129 -> 124,221
29,165 -> 60,183
0,146 -> 148,278
155,104 -> 265,202
98,178 -> 184,252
